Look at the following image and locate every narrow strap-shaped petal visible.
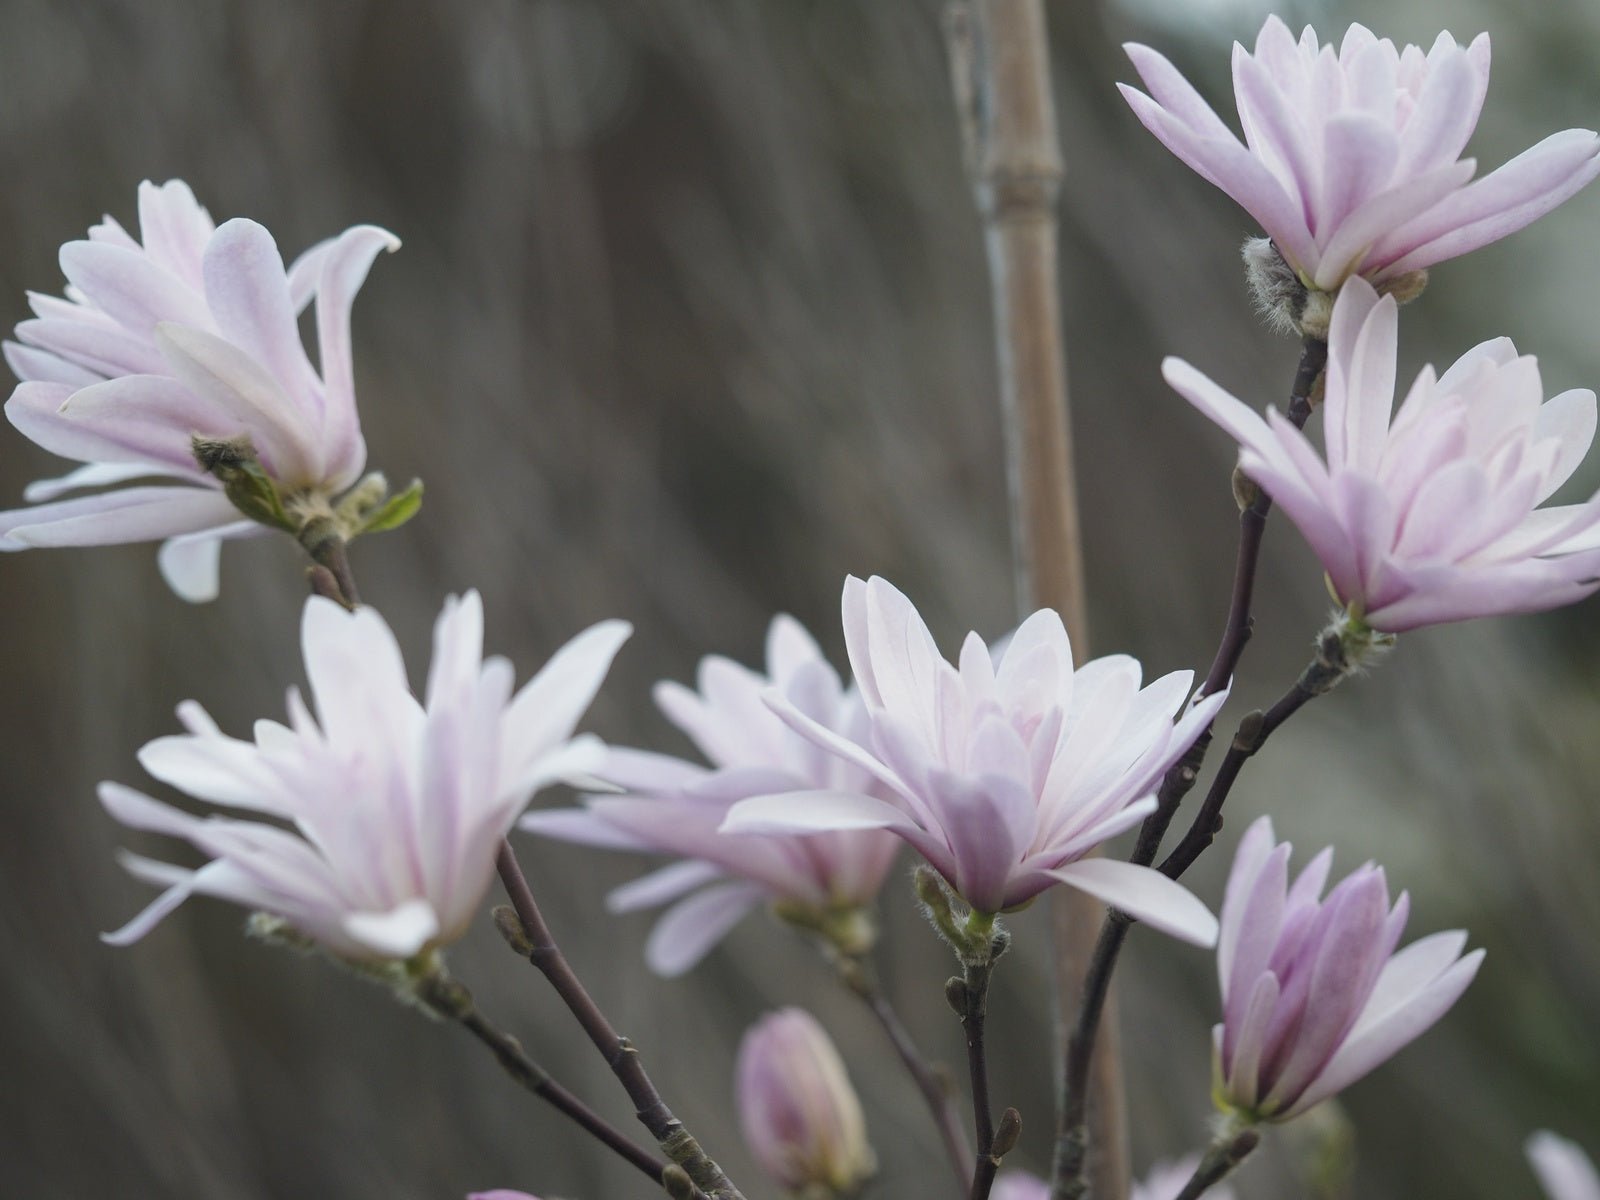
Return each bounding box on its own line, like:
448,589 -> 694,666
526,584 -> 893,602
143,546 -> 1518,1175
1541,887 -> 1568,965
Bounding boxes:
644,882 -> 766,976
0,485 -> 236,548
1046,858 -> 1219,946
58,240 -> 211,336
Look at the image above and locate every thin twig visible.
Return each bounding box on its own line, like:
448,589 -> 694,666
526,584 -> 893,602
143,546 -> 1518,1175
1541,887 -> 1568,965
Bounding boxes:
838,956 -> 972,1195
954,959 -> 999,1200
1172,1128 -> 1260,1200
494,841 -> 746,1200
416,972 -> 674,1189
1051,335 -> 1328,1199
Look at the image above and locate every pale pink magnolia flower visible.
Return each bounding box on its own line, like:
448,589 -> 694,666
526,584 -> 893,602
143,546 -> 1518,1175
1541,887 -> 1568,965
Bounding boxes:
1215,816 -> 1483,1122
723,576 -> 1226,945
100,592 -> 629,960
1121,18 -> 1600,292
1166,277 -> 1600,632
0,179 -> 398,601
1528,1132 -> 1600,1200
468,1193 -> 540,1200
737,1008 -> 874,1197
989,1159 -> 1233,1200
521,615 -> 900,976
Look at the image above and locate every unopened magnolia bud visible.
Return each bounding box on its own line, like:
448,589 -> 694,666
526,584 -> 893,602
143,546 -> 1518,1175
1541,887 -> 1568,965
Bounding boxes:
737,1008 -> 875,1197
944,976 -> 969,1015
1231,465 -> 1261,512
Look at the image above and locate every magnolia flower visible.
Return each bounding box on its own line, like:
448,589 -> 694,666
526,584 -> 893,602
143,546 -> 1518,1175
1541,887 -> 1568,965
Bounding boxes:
468,1193 -> 540,1200
521,615 -> 899,976
100,592 -> 629,960
737,1008 -> 874,1197
1166,277 -> 1600,632
1214,816 -> 1482,1121
1529,1132 -> 1600,1200
1121,18 -> 1600,293
989,1159 -> 1233,1200
0,179 -> 399,601
723,576 -> 1226,945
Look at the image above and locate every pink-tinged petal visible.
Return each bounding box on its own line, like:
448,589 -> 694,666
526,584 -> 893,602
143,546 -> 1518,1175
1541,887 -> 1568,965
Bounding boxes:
1315,112 -> 1400,241
595,746 -> 709,793
860,575 -> 942,727
607,860 -> 726,913
764,689 -> 922,810
1526,1132 -> 1600,1200
1232,48 -> 1320,221
342,898 -> 441,959
644,882 -> 766,976
767,612 -> 826,684
57,240 -> 211,336
23,461 -> 174,502
1377,129 -> 1600,275
1531,389 -> 1598,501
518,806 -> 657,852
1046,859 -> 1218,946
0,485 -> 237,548
1391,460 -> 1488,561
1224,845 -> 1291,1040
14,315 -> 168,377
1285,947 -> 1482,1116
300,597 -> 418,746
311,225 -> 397,476
1315,158 -> 1478,287
1366,553 -> 1600,631
285,236 -> 333,313
136,180 -> 213,282
4,339 -> 100,386
1163,358 -> 1277,456
1327,289 -> 1398,477
1221,971 -> 1281,1111
469,1191 -> 541,1200
153,323 -> 317,479
1123,43 -> 1238,142
1218,816 -> 1278,987
721,790 -> 920,837
1393,43 -> 1478,174
203,219 -> 322,414
500,619 -> 631,771
101,852 -> 206,945
57,372 -> 263,468
1329,471 -> 1398,604
920,767 -> 1033,913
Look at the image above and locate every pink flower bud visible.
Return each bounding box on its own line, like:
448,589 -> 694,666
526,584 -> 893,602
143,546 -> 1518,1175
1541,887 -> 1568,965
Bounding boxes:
737,1008 -> 874,1196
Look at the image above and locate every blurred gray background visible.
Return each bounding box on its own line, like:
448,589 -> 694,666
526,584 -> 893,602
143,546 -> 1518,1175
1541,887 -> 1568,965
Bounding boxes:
0,0 -> 1596,1196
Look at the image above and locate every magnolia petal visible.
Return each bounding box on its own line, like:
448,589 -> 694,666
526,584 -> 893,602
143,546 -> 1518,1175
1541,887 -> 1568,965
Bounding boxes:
1526,1132 -> 1600,1200
1046,858 -> 1218,946
607,860 -> 726,914
0,485 -> 237,548
203,218 -> 322,416
343,898 -> 441,959
158,520 -> 259,604
721,790 -> 919,837
1286,948 -> 1482,1116
644,882 -> 766,976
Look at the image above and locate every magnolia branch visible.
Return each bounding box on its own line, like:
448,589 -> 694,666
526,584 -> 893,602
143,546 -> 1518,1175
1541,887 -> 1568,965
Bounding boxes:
494,842 -> 747,1200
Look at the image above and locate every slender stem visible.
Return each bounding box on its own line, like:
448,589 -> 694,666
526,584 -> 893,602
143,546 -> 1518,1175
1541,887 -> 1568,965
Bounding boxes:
494,841 -> 746,1200
958,959 -> 999,1200
1159,625 -> 1351,880
298,519 -> 361,608
416,972 -> 674,1189
1172,1127 -> 1259,1200
838,957 -> 972,1195
1051,335 -> 1327,1200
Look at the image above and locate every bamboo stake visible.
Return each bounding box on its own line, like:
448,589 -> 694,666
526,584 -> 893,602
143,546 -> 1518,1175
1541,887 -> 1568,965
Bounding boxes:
945,4 -> 1128,1196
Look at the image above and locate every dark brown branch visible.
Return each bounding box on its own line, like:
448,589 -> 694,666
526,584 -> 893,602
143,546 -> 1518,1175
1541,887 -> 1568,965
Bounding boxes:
494,841 -> 746,1200
950,960 -> 1001,1200
416,972 -> 674,1189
